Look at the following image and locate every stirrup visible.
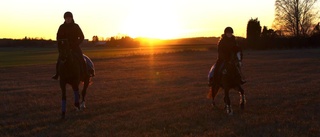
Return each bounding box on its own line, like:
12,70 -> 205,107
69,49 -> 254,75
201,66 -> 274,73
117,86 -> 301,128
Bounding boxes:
52,74 -> 59,80
241,80 -> 247,84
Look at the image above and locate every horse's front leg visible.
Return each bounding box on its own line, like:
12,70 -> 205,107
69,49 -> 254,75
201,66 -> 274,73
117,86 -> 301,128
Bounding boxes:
60,81 -> 67,119
224,88 -> 233,115
71,83 -> 80,111
238,86 -> 246,110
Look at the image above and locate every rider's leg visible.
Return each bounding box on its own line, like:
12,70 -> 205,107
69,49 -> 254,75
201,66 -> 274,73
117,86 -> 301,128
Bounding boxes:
236,64 -> 246,84
52,58 -> 59,80
213,62 -> 222,84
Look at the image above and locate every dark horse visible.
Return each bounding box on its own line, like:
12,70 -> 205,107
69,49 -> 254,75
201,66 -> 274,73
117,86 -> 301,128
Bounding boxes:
208,57 -> 246,115
58,39 -> 91,119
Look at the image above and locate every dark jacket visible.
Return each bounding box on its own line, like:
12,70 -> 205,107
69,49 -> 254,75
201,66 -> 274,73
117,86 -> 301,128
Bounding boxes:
213,34 -> 239,84
217,34 -> 238,63
57,21 -> 84,51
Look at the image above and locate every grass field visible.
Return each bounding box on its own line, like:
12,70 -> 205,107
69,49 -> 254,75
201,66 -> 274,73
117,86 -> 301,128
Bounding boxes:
0,45 -> 210,67
0,46 -> 319,136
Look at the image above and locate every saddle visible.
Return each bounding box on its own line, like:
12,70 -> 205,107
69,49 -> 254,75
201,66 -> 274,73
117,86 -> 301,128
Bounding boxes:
208,62 -> 225,86
83,54 -> 95,77
58,39 -> 95,78
209,61 -> 244,86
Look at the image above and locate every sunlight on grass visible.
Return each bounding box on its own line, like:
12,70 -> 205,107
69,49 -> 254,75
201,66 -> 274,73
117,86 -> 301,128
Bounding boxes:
0,47 -> 57,67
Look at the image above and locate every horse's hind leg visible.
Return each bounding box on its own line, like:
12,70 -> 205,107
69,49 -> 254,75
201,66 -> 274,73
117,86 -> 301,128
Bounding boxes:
60,82 -> 67,119
224,88 -> 233,115
238,86 -> 246,110
80,77 -> 90,109
211,86 -> 219,108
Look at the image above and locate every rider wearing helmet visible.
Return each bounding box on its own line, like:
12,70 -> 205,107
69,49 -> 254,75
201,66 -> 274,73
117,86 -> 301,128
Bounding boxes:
212,27 -> 246,86
52,11 -> 88,80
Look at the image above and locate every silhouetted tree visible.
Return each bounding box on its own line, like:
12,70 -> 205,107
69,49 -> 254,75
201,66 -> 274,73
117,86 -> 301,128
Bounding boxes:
260,26 -> 278,49
92,35 -> 99,42
309,22 -> 320,47
261,26 -> 277,38
274,0 -> 319,37
246,18 -> 261,49
106,36 -> 139,47
312,22 -> 320,34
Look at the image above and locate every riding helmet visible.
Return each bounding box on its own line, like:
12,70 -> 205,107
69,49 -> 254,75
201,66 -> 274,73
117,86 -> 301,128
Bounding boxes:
224,27 -> 234,34
64,11 -> 73,18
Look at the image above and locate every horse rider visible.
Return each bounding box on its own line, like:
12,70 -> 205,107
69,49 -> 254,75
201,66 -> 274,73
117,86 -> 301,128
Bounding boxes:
212,27 -> 246,86
52,11 -> 88,80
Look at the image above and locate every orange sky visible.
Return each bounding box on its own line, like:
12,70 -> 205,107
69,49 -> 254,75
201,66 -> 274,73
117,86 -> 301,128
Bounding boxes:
0,0 -> 276,40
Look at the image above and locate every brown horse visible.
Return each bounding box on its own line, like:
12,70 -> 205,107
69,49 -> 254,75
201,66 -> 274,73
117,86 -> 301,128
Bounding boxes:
58,39 -> 91,119
208,61 -> 246,115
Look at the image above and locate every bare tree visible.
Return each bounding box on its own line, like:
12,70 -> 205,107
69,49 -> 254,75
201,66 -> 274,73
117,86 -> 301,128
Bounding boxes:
274,0 -> 319,37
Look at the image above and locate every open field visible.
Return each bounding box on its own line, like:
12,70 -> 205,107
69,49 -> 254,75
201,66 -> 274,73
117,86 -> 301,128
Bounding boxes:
0,47 -> 319,136
0,45 -> 211,68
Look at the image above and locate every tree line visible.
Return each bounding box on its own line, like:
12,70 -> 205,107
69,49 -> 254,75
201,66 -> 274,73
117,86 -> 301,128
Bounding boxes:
244,0 -> 320,50
92,35 -> 140,47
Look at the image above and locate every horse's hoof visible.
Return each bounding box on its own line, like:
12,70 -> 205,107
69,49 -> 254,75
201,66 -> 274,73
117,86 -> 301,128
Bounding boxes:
75,107 -> 81,111
211,102 -> 218,110
80,101 -> 86,110
61,112 -> 65,119
227,109 -> 233,115
74,102 -> 81,111
240,103 -> 245,110
74,104 -> 80,111
225,105 -> 233,115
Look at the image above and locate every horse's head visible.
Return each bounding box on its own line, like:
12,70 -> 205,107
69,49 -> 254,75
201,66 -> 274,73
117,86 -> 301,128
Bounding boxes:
58,39 -> 81,81
58,39 -> 71,62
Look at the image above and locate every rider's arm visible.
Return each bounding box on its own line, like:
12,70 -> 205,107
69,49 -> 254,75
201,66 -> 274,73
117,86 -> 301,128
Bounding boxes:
75,24 -> 84,46
56,25 -> 64,40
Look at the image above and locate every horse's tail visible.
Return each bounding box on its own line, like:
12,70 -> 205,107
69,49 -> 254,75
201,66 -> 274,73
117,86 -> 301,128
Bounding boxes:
207,88 -> 213,99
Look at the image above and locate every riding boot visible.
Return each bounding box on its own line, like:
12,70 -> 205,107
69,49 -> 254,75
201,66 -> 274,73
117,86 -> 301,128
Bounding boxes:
240,78 -> 246,84
239,72 -> 246,84
236,65 -> 246,84
52,60 -> 60,80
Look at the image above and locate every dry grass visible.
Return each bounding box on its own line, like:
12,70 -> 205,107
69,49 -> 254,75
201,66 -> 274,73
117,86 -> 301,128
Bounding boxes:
0,48 -> 319,137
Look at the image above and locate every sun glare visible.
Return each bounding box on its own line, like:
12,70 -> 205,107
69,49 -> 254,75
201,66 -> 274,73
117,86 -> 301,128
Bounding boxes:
121,2 -> 182,39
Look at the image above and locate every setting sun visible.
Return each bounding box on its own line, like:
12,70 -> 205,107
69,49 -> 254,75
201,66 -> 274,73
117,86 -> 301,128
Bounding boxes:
0,0 -> 276,40
120,1 -> 183,39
